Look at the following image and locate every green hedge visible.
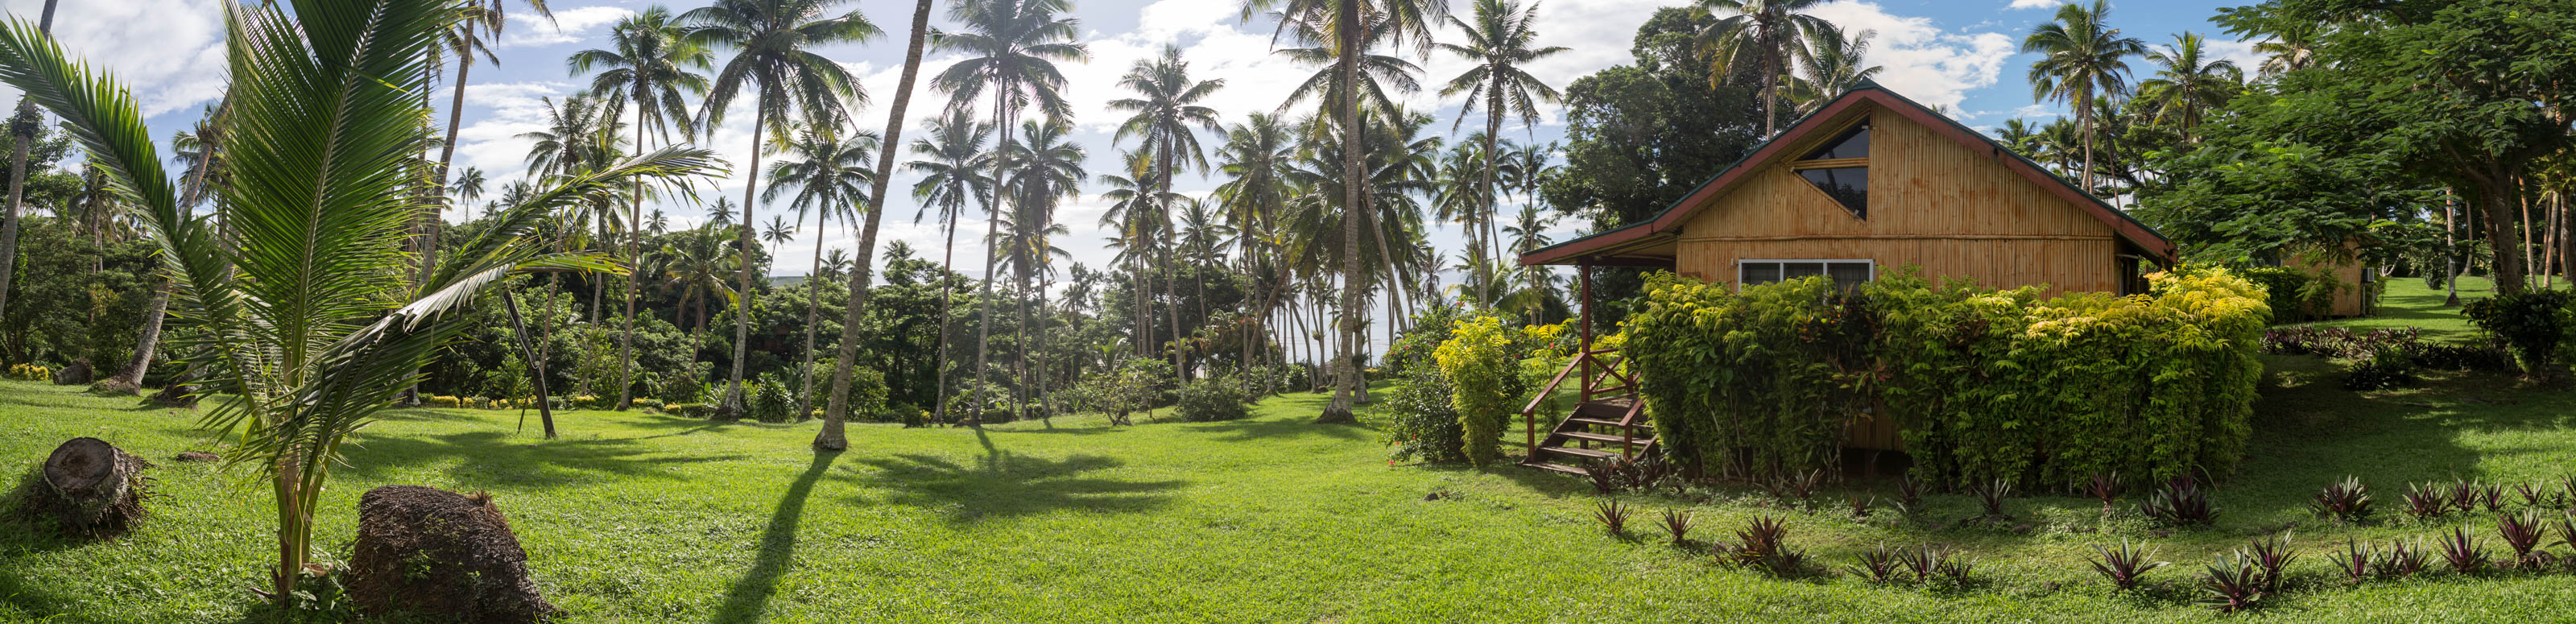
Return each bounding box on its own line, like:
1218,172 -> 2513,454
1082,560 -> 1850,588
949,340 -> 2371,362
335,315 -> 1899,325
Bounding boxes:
1625,266 -> 2269,489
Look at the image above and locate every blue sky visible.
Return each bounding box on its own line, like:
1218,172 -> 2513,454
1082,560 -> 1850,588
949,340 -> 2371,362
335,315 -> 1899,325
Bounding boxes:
6,0 -> 2264,284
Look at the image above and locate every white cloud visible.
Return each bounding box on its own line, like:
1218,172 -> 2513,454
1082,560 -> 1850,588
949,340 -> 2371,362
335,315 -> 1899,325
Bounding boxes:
1806,1 -> 2016,114
498,6 -> 633,49
2205,37 -> 2267,76
2007,0 -> 2068,9
4,0 -> 227,118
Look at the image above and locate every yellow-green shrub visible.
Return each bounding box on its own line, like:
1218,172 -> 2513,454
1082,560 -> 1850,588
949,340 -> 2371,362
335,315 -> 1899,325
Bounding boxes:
10,363 -> 53,381
1624,266 -> 2269,488
1435,316 -> 1523,467
427,395 -> 462,408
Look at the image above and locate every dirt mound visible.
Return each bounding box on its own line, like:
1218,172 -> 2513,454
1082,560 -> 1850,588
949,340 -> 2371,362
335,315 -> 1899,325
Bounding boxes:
346,486 -> 559,622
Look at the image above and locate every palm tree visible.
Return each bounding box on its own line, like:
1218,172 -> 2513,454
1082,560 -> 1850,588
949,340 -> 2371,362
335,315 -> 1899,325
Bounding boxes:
1245,0 -> 1447,424
1214,113 -> 1297,389
2136,32 -> 2240,142
820,0 -> 937,450
903,110 -> 992,428
1781,24 -> 1879,114
931,0 -> 1085,426
0,0 -> 56,326
649,225 -> 742,371
762,122 -> 877,418
454,167 -> 487,205
1430,138 -> 1495,300
1097,149 -> 1169,361
708,196 -> 736,227
761,214 -> 796,248
0,0 -> 710,601
685,0 -> 879,419
2022,0 -> 2144,194
2249,21 -> 2318,77
1437,0 -> 1564,295
571,3 -> 711,409
1109,43 -> 1224,383
1000,118 -> 1083,420
1695,0 -> 1833,135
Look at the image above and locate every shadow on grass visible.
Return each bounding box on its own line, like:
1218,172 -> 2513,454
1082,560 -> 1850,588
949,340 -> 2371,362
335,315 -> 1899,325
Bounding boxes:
1181,416 -> 1371,443
851,452 -> 1181,524
341,430 -> 746,489
711,451 -> 837,624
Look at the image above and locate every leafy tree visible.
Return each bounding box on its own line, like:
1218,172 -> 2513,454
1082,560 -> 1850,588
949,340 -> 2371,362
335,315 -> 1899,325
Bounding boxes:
2214,0 -> 2576,295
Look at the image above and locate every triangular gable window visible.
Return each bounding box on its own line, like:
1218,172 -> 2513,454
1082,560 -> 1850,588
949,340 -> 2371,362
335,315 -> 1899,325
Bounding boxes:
1791,122 -> 1869,219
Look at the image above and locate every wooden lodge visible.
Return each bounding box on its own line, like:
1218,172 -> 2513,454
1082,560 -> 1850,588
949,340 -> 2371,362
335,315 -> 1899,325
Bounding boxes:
1510,82 -> 2181,476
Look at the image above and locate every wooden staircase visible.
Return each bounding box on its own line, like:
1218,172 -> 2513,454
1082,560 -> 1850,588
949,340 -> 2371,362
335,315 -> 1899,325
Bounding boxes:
1517,346 -> 1656,477
1523,397 -> 1655,476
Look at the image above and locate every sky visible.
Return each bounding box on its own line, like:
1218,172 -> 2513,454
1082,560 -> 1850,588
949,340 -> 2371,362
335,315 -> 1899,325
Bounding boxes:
1,0 -> 2268,288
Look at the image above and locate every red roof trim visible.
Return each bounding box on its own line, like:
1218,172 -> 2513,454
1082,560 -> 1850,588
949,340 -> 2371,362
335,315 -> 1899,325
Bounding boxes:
1520,86 -> 2177,267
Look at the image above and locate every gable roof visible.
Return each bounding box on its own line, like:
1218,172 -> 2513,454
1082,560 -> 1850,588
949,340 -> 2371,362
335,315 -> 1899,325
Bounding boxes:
1518,81 -> 2179,267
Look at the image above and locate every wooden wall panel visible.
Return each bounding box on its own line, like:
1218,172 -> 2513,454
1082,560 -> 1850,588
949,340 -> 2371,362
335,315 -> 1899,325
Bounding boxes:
1673,102 -> 2124,295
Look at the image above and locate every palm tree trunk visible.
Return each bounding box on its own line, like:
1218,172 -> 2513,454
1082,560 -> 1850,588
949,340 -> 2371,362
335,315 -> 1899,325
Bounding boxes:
1159,149 -> 1187,383
722,105 -> 767,419
1482,91 -> 1507,303
2077,90 -> 2095,195
821,0 -> 934,446
620,118 -> 644,410
932,209 -> 958,425
1015,249 -> 1032,420
102,278 -> 172,389
0,0 -> 60,330
502,292 -> 558,439
971,95 -> 1013,428
795,196 -> 831,419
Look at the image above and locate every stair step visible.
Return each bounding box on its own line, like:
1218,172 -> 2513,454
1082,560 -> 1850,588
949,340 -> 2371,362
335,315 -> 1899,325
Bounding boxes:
1565,417 -> 1651,429
1557,431 -> 1651,444
1522,461 -> 1591,476
1573,398 -> 1637,419
1537,445 -> 1619,460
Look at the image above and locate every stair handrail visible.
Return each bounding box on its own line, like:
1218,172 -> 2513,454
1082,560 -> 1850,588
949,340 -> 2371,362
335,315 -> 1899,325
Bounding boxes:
1523,355 -> 1587,459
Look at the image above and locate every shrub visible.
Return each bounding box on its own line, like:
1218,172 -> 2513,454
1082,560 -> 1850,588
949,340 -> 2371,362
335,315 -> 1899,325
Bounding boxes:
1434,314 -> 1526,467
1658,509 -> 1693,547
1590,499 -> 1632,536
1381,304 -> 1464,379
2142,473 -> 2219,527
1380,363 -> 1466,463
2313,476 -> 2374,523
2091,539 -> 2169,591
9,363 -> 53,381
2462,289 -> 2576,380
1176,376 -> 1251,422
2198,553 -> 2265,614
1629,266 -> 2268,489
749,374 -> 796,423
2239,265 -> 2338,324
2439,526 -> 2488,573
667,403 -> 715,419
838,366 -> 889,421
2342,345 -> 2418,391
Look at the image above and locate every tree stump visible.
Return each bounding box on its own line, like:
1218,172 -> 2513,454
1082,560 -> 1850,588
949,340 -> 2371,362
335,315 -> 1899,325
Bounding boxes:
145,382 -> 201,409
49,358 -> 91,386
347,486 -> 560,623
10,438 -> 150,538
88,378 -> 140,396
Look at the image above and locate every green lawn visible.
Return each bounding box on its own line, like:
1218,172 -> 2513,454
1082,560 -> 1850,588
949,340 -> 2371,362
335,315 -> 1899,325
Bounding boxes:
8,287 -> 2576,622
2293,274 -> 2503,340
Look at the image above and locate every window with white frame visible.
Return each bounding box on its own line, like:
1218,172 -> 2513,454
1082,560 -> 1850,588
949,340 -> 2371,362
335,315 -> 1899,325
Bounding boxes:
1738,259 -> 1875,287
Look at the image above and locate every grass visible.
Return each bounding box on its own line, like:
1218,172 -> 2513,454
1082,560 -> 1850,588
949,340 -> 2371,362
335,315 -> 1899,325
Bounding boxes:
6,286 -> 2576,622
